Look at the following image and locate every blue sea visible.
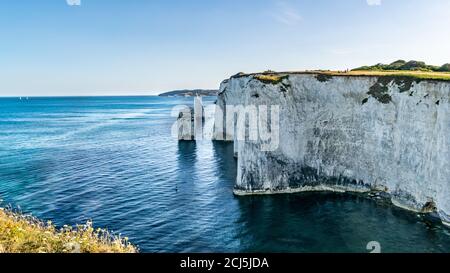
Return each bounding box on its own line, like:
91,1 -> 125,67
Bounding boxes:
0,96 -> 449,253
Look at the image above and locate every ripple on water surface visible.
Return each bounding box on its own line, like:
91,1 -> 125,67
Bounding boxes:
0,96 -> 449,253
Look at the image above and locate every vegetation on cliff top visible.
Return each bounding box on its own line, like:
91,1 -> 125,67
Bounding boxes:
254,74 -> 288,85
353,60 -> 450,73
305,69 -> 450,82
240,65 -> 450,83
0,208 -> 137,253
314,59 -> 450,81
333,70 -> 450,81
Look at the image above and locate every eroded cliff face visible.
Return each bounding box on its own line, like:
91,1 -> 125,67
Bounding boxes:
213,72 -> 450,226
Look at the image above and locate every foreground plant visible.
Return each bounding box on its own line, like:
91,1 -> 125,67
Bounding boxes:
0,208 -> 137,253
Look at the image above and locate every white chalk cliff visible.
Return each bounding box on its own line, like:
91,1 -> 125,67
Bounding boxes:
213,72 -> 450,226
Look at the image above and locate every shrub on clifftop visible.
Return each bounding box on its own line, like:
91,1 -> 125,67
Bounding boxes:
438,63 -> 450,72
353,60 -> 449,72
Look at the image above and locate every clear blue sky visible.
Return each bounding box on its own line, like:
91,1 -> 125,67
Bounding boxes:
1,0 -> 449,96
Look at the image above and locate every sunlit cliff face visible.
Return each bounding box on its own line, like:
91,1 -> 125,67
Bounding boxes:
213,73 -> 450,226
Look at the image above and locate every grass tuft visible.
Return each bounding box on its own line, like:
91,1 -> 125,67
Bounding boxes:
254,74 -> 287,85
0,208 -> 137,253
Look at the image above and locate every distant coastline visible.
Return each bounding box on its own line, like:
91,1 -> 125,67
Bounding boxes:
158,89 -> 218,97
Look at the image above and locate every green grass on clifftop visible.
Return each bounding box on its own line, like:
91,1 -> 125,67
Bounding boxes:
316,70 -> 450,81
236,68 -> 450,82
254,74 -> 287,84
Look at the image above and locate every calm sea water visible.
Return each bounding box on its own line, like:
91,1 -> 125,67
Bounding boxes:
0,96 -> 449,253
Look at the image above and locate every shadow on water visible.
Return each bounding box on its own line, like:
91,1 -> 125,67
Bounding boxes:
177,141 -> 197,166
234,192 -> 450,253
169,141 -> 240,252
186,141 -> 450,253
211,141 -> 237,188
176,141 -> 197,189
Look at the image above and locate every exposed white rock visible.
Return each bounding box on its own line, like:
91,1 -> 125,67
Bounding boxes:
176,97 -> 205,141
177,106 -> 195,141
213,72 -> 450,226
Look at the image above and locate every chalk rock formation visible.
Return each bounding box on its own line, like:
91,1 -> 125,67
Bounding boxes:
177,107 -> 195,141
177,97 -> 205,141
213,72 -> 450,226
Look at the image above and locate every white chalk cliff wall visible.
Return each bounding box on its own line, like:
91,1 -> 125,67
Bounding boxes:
213,72 -> 450,226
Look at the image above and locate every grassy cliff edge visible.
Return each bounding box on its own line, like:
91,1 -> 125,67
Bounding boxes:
236,70 -> 450,82
0,208 -> 137,253
234,60 -> 450,82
